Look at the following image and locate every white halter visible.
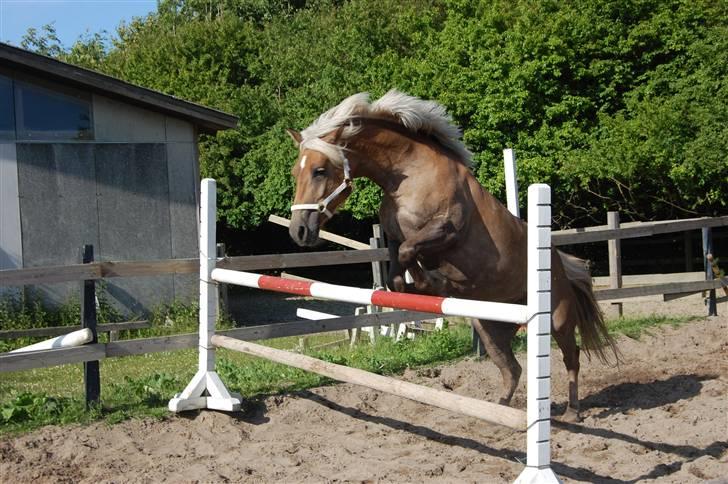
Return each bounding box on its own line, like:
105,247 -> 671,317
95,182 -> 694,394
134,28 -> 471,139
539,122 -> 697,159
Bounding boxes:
290,155 -> 352,219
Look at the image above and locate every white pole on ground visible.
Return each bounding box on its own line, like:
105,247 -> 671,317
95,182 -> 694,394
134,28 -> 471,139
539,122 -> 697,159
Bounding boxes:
516,184 -> 560,484
9,328 -> 93,353
169,179 -> 241,412
504,149 -> 520,218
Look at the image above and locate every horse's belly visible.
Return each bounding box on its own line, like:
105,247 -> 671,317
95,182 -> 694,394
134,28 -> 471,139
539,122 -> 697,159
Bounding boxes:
420,253 -> 526,303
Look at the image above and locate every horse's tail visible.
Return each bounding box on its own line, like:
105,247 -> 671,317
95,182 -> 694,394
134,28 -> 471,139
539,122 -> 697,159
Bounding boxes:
558,251 -> 621,364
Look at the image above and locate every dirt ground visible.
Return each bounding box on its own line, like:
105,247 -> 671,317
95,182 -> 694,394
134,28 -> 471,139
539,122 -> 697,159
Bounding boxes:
1,294 -> 726,483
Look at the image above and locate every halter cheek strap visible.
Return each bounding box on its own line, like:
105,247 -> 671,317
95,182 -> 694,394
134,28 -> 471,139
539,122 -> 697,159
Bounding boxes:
291,156 -> 352,219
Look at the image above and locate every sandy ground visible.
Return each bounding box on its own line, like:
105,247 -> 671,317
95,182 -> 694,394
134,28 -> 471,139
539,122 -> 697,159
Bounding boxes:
1,294 -> 726,483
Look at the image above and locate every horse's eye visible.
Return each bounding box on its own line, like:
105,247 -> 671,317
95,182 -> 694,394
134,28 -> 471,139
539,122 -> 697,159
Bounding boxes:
313,167 -> 327,178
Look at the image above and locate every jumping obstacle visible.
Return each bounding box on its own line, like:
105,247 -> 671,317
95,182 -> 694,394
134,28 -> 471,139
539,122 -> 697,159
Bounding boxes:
169,179 -> 559,483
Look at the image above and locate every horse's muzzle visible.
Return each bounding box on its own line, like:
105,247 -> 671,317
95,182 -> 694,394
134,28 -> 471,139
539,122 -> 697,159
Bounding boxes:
289,209 -> 321,247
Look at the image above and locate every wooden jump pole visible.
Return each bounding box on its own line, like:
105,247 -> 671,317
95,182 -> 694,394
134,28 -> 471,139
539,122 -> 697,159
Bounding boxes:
170,179 -> 558,483
212,334 -> 525,429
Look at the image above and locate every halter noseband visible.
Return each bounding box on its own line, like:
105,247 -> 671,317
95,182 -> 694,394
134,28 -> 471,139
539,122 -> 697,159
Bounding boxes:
291,155 -> 352,219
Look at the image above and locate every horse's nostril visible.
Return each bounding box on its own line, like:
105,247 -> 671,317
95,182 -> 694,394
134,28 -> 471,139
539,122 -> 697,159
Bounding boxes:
297,225 -> 306,241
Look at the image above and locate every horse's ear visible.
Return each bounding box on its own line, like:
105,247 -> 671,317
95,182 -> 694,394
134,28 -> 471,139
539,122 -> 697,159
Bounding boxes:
286,129 -> 302,147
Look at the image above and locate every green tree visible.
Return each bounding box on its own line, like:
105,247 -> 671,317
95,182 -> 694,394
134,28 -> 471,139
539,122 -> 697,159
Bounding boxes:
13,0 -> 727,230
20,23 -> 64,58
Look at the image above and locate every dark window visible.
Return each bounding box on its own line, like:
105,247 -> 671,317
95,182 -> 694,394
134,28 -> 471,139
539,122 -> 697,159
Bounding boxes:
0,75 -> 13,140
15,80 -> 93,140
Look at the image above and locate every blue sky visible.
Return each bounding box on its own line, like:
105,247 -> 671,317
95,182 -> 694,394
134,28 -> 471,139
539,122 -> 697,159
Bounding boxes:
0,0 -> 158,48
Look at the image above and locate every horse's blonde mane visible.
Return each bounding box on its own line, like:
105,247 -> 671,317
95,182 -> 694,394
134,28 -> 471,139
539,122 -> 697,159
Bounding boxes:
299,90 -> 472,166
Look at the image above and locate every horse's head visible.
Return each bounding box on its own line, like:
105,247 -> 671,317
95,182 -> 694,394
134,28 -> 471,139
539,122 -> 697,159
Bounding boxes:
286,128 -> 353,247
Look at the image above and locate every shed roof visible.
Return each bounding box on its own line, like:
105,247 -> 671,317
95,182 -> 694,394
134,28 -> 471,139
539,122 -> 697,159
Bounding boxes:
0,42 -> 238,133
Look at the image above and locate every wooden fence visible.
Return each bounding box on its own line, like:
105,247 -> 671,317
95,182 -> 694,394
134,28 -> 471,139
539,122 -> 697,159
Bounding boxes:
2,215 -> 724,300
1,213 -> 726,376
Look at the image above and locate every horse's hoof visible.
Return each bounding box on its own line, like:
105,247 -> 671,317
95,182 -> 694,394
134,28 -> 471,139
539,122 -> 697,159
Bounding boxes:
392,276 -> 406,293
560,408 -> 582,423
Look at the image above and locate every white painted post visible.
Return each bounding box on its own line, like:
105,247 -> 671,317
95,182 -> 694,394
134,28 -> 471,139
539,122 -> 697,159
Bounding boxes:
199,178 -> 217,375
516,184 -> 559,484
169,179 -> 241,412
504,149 -> 520,218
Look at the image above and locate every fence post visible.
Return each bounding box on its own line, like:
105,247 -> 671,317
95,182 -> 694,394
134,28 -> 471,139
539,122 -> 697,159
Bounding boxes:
216,243 -> 229,317
80,244 -> 100,409
702,227 -> 717,316
607,211 -> 623,317
370,224 -> 386,290
368,224 -> 387,338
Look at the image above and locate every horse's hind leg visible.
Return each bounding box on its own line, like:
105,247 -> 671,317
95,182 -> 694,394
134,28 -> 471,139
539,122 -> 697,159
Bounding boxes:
553,325 -> 581,422
472,319 -> 521,406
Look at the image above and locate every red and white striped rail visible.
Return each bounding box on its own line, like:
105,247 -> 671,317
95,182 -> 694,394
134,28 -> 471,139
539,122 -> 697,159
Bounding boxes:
169,179 -> 559,484
211,269 -> 529,324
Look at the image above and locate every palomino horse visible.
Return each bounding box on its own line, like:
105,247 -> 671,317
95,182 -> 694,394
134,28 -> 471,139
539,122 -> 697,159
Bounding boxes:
286,90 -> 617,421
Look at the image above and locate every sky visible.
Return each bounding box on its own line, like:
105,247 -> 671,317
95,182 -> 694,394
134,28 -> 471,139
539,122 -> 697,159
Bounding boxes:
0,0 -> 158,48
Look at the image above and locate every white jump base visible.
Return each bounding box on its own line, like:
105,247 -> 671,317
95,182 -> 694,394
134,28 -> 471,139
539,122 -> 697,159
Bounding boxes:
169,179 -> 560,483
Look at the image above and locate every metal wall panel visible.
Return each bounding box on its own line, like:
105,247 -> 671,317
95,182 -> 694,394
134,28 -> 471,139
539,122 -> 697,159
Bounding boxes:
16,143 -> 99,303
167,141 -> 198,301
93,94 -> 166,142
0,143 -> 22,297
165,116 -> 195,143
95,143 -> 173,313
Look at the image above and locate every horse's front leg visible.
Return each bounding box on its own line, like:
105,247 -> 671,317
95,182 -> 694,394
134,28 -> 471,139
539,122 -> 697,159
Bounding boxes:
385,239 -> 408,293
398,217 -> 460,295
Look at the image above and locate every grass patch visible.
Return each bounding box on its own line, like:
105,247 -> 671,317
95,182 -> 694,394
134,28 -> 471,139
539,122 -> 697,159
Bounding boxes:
606,314 -> 699,340
0,312 -> 701,435
0,325 -> 472,434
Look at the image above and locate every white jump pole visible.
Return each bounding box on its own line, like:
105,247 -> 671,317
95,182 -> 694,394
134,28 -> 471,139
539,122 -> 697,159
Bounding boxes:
170,179 -> 559,482
9,328 -> 93,354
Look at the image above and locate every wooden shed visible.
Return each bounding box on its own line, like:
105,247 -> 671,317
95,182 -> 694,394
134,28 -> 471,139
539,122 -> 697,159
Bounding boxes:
0,42 -> 238,314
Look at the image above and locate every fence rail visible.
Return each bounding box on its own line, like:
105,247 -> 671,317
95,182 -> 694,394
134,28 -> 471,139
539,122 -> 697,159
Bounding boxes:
2,216 -> 723,287
551,215 -> 727,245
0,250 -> 390,287
1,212 -> 725,375
594,278 -> 726,301
0,310 -> 435,373
0,321 -> 150,339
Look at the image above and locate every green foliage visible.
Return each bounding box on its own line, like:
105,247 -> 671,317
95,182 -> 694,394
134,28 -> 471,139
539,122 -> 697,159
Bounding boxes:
0,392 -> 92,433
0,289 -> 123,352
1,392 -> 65,424
15,0 -> 727,228
20,23 -> 64,57
109,373 -> 181,406
216,324 -> 473,397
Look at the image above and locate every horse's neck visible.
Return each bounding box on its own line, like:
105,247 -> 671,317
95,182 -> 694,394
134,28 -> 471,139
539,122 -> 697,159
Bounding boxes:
347,123 -> 458,194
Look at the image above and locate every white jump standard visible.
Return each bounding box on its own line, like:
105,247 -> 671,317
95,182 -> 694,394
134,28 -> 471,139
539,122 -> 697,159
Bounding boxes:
170,179 -> 560,483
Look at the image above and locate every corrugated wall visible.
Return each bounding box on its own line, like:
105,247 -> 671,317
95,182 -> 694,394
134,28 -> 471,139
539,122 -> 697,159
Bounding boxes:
9,94 -> 199,315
